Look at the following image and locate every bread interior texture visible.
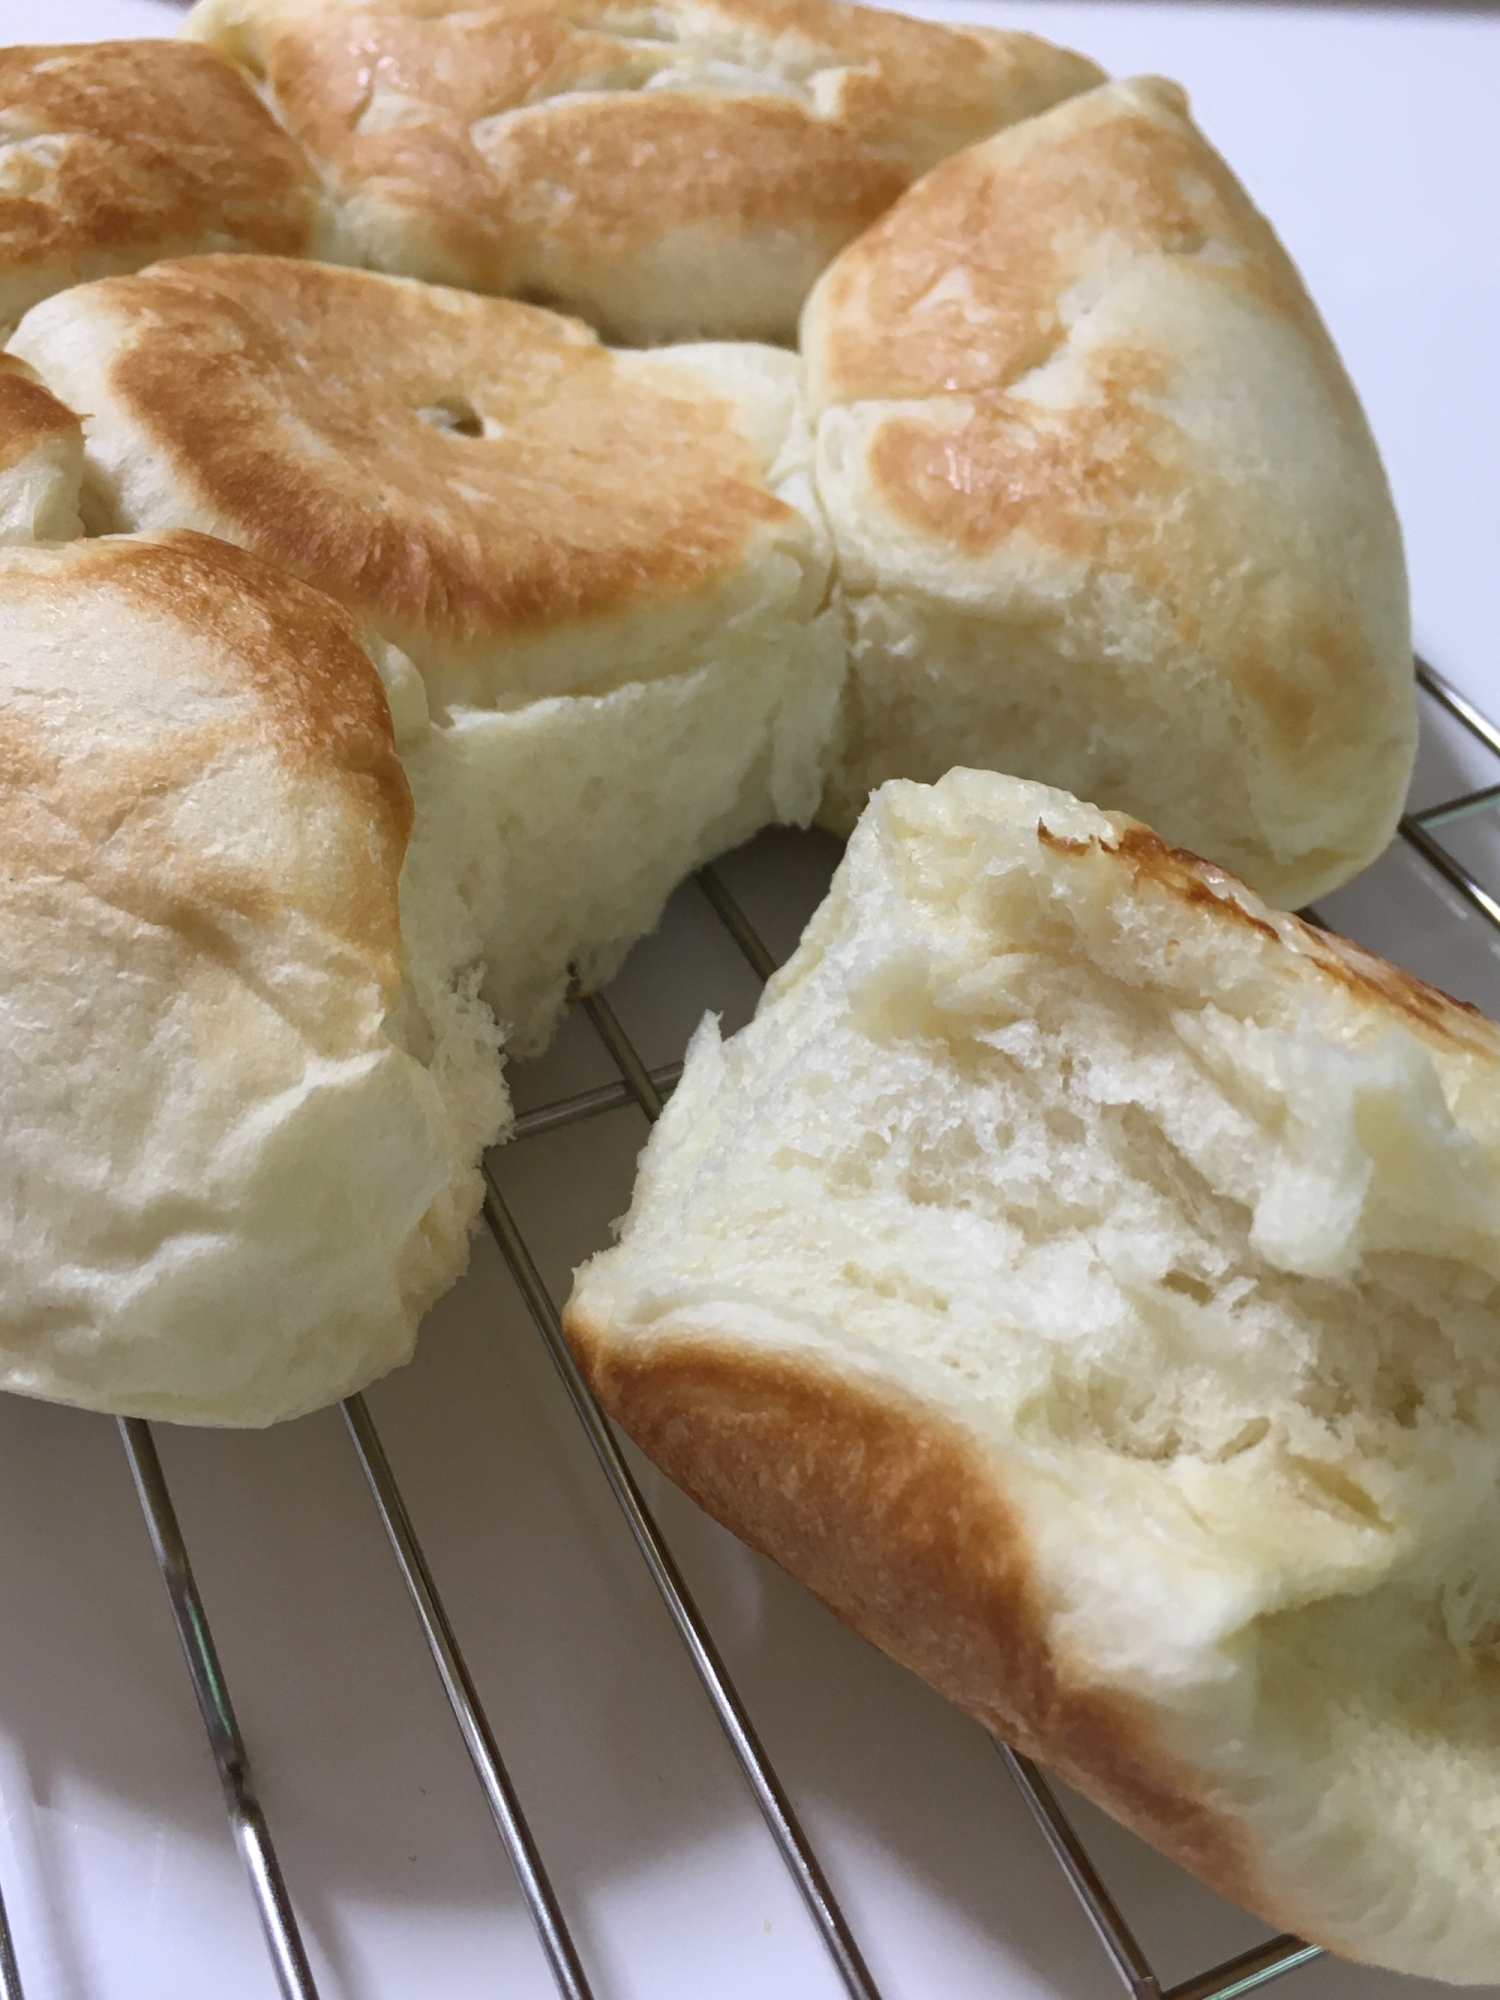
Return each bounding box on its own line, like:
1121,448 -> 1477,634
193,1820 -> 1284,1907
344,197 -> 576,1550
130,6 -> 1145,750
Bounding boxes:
569,769 -> 1500,1981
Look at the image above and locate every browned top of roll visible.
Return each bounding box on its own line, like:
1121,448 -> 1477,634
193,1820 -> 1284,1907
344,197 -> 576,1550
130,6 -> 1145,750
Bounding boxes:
0,528 -> 412,1021
802,75 -> 1363,549
182,0 -> 1103,341
0,40 -> 320,330
17,255 -> 806,660
798,78 -> 1414,907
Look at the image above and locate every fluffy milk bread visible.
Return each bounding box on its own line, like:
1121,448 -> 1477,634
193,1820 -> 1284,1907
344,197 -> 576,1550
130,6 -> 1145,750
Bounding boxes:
802,78 -> 1416,908
568,769 -> 1500,1983
0,530 -> 505,1424
0,39 -> 323,336
180,0 -> 1103,344
9,257 -> 843,1051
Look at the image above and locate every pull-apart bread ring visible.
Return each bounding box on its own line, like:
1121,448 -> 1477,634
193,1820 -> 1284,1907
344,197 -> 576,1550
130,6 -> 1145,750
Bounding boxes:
180,0 -> 1103,345
0,531 -> 505,1426
0,40 -> 323,336
802,77 -> 1416,909
11,256 -> 843,1049
567,767 -> 1500,1985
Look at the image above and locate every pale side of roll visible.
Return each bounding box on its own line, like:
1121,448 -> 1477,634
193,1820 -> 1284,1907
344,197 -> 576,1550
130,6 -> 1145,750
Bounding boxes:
180,0 -> 1103,345
0,40 -> 325,336
0,531 -> 506,1425
0,357 -> 83,542
10,258 -> 844,1051
567,767 -> 1500,1983
801,77 -> 1416,910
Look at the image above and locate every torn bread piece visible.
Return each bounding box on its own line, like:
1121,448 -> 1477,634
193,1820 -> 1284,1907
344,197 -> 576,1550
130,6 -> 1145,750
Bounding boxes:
568,767 -> 1500,1984
0,40 -> 322,336
0,531 -> 505,1425
11,256 -> 843,1049
802,77 -> 1415,908
180,0 -> 1103,344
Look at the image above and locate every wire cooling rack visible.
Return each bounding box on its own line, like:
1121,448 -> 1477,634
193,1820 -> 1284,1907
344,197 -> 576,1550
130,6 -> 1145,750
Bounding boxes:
1,656 -> 1498,2000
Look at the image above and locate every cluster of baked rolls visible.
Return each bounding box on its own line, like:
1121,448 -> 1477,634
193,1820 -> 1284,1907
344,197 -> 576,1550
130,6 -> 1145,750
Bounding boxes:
0,0 -> 1415,1442
7,9 -> 1496,1989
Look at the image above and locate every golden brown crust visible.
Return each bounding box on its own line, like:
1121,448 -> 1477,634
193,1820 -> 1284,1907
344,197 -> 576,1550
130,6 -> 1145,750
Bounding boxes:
476,93 -> 910,266
806,78 -> 1363,586
0,531 -> 413,1000
822,85 -> 1362,581
566,1310 -> 1260,1910
802,77 -> 1413,866
808,80 -> 1344,416
80,530 -> 408,816
89,256 -> 791,661
192,0 -> 1101,319
0,355 -> 80,476
864,371 -> 1382,775
0,42 -> 317,321
1294,924 -> 1493,1047
1049,817 -> 1497,1058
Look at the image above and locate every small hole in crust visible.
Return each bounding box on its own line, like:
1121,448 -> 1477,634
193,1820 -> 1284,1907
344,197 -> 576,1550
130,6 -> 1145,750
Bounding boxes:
415,397 -> 484,439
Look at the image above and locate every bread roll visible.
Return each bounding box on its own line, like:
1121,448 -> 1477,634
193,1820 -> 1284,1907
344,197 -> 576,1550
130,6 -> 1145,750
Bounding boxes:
801,77 -> 1415,909
0,356 -> 82,542
567,767 -> 1500,1983
0,531 -> 505,1425
11,257 -> 843,1049
180,0 -> 1103,345
0,40 -> 322,337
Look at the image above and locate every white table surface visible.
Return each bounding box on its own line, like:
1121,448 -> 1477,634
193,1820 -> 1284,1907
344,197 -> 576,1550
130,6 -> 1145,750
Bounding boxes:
0,3 -> 1498,1997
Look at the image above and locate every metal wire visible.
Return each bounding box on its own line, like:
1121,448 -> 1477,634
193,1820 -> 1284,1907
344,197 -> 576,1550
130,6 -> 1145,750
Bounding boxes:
117,1418 -> 320,2000
1400,812 -> 1500,927
613,865 -> 1327,2000
579,992 -> 667,1119
512,1062 -> 683,1141
0,1879 -> 24,2000
1165,1939 -> 1325,2000
1399,657 -> 1500,929
995,1747 -> 1318,2000
696,862 -> 781,981
1418,654 -> 1500,760
996,1746 -> 1162,2000
481,1172 -> 885,2000
9,658 -> 1495,1999
341,1395 -> 594,2000
1410,779 -> 1500,831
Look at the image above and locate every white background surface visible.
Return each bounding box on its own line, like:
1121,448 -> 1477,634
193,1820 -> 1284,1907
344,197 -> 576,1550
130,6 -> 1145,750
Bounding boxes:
0,1 -> 1498,1997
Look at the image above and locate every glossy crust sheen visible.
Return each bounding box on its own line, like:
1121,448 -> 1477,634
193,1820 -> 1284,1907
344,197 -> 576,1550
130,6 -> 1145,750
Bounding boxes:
807,80 -> 1343,416
181,0 -> 1103,341
14,256 -> 797,694
0,40 -> 319,332
801,78 -> 1415,907
566,1318 -> 1262,1914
